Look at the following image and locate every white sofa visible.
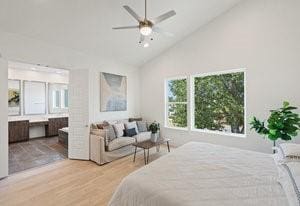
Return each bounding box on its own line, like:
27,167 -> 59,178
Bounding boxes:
90,119 -> 151,165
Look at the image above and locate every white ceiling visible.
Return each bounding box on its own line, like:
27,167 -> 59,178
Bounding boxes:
0,0 -> 242,67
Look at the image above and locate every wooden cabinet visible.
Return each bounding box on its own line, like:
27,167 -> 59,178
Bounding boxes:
48,117 -> 68,137
8,117 -> 68,143
9,120 -> 30,143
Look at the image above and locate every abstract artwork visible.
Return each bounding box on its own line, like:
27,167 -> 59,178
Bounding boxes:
100,72 -> 127,112
8,80 -> 21,116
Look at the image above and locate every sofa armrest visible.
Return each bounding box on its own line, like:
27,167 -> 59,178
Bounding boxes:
90,134 -> 106,165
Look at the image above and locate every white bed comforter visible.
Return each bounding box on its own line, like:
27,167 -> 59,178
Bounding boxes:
109,142 -> 288,206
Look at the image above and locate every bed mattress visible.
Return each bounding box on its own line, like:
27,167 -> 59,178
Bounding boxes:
109,142 -> 288,206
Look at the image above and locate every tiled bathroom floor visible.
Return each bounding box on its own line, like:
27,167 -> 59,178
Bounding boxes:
9,137 -> 67,174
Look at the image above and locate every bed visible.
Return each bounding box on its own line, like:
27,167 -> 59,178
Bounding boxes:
109,142 -> 289,206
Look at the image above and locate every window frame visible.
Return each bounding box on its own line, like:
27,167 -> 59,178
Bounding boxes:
164,76 -> 189,130
48,83 -> 69,114
164,68 -> 246,138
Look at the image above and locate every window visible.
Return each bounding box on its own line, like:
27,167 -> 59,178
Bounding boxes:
165,78 -> 188,128
165,69 -> 246,137
192,71 -> 245,135
48,83 -> 69,114
53,90 -> 60,108
63,89 -> 69,108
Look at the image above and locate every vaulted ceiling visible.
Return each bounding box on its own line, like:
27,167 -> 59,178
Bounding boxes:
0,0 -> 242,67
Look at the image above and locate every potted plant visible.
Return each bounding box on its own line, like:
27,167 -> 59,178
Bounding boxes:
149,121 -> 160,142
250,101 -> 300,153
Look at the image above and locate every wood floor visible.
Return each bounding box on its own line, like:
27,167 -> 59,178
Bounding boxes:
0,147 -> 170,206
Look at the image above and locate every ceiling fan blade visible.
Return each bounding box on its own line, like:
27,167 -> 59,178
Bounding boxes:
123,5 -> 143,22
112,25 -> 139,30
153,27 -> 174,37
139,35 -> 145,43
152,10 -> 176,24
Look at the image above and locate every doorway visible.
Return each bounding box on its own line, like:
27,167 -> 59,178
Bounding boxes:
8,61 -> 69,174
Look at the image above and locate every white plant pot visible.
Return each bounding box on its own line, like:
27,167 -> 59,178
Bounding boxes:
151,133 -> 159,142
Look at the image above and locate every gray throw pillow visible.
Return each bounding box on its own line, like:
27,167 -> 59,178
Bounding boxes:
137,121 -> 147,133
103,125 -> 116,146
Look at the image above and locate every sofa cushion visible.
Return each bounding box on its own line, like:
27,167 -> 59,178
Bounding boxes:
113,123 -> 125,138
137,121 -> 148,132
125,121 -> 139,134
107,137 -> 135,151
91,129 -> 106,137
134,131 -> 151,143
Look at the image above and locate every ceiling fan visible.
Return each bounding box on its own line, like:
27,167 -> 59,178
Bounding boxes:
113,0 -> 176,45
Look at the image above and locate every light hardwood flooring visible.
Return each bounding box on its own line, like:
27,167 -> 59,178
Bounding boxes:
0,146 -> 171,206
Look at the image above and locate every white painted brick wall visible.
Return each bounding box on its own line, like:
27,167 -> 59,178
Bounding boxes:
68,69 -> 90,160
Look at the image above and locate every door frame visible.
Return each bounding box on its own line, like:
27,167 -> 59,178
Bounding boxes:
0,58 -> 8,179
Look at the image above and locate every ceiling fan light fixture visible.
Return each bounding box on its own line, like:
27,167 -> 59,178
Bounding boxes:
140,26 -> 152,36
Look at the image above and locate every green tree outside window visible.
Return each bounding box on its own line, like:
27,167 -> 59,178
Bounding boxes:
166,72 -> 245,134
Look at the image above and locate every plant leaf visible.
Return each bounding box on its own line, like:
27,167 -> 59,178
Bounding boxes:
283,101 -> 290,108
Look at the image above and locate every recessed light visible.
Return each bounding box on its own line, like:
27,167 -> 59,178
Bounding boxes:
31,67 -> 37,71
143,42 -> 149,48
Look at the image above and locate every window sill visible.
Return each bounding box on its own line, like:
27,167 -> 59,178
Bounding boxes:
164,126 -> 188,131
163,126 -> 246,138
191,128 -> 246,138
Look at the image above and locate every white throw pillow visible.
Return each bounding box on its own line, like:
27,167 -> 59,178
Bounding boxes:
113,123 -> 125,138
287,162 -> 300,191
136,121 -> 148,133
125,121 -> 139,134
279,143 -> 300,158
273,146 -> 300,165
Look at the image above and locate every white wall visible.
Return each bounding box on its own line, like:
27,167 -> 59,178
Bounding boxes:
139,0 -> 300,153
0,31 -> 140,123
0,59 -> 8,179
89,65 -> 140,123
0,27 -> 140,168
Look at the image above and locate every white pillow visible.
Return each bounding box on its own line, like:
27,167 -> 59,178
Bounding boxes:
273,147 -> 284,165
287,162 -> 300,191
279,143 -> 300,158
273,146 -> 300,165
113,123 -> 125,138
278,162 -> 300,206
125,121 -> 139,134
